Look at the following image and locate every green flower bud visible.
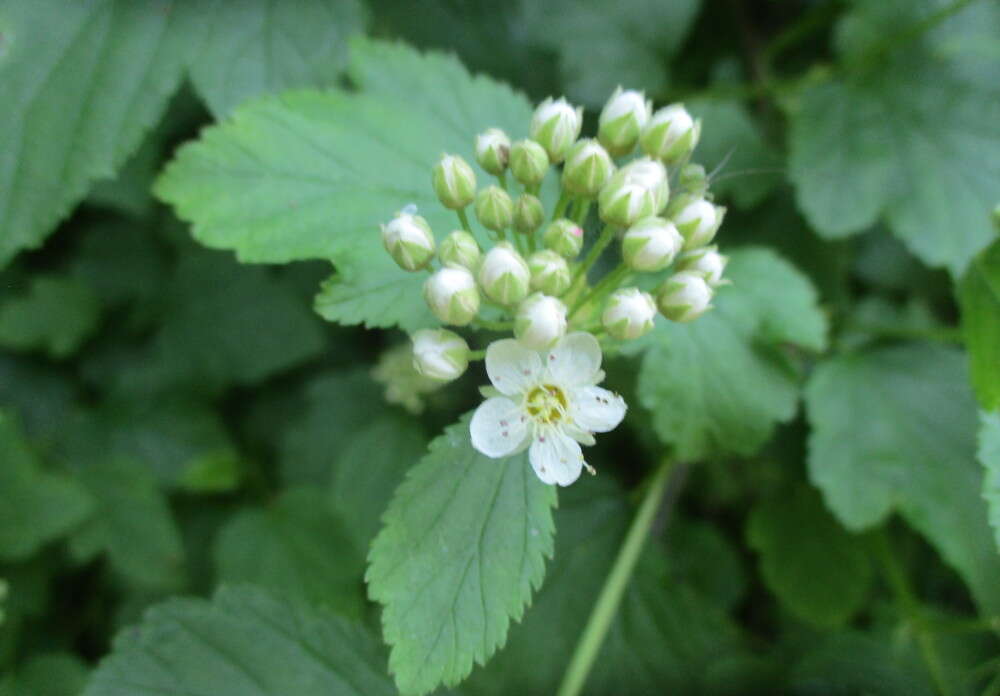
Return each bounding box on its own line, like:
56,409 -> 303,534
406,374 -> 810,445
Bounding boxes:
679,163 -> 708,197
475,128 -> 511,176
602,287 -> 657,340
479,242 -> 530,305
597,158 -> 669,227
411,328 -> 470,382
432,154 -> 477,209
381,212 -> 435,271
622,216 -> 683,272
439,230 -> 481,270
640,104 -> 701,163
676,246 -> 729,287
474,185 -> 514,231
514,293 -> 568,350
510,140 -> 549,187
562,139 -> 614,197
529,97 -> 583,163
598,87 -> 652,157
528,250 -> 572,296
669,195 -> 726,249
424,266 -> 480,326
514,194 -> 545,233
656,270 -> 713,323
543,219 -> 584,259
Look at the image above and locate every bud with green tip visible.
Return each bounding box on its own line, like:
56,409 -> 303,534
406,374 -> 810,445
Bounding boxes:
510,140 -> 549,187
543,219 -> 584,259
598,87 -> 652,156
670,195 -> 726,249
641,104 -> 701,163
424,266 -> 480,326
433,154 -> 477,209
529,97 -> 583,163
656,270 -> 713,323
598,157 -> 669,227
622,216 -> 684,272
602,287 -> 657,340
381,212 -> 436,271
562,139 -> 614,197
515,293 -> 568,350
677,246 -> 728,287
475,185 -> 514,231
679,163 -> 708,197
411,328 -> 470,382
528,250 -> 572,296
514,194 -> 545,234
479,242 -> 530,305
439,230 -> 481,270
475,128 -> 511,176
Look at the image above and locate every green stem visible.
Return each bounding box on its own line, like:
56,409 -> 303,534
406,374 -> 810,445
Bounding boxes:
468,349 -> 487,361
569,225 -> 617,292
552,191 -> 573,221
457,208 -> 473,233
570,263 -> 630,320
498,171 -> 509,192
472,318 -> 514,332
556,459 -> 675,696
573,198 -> 592,226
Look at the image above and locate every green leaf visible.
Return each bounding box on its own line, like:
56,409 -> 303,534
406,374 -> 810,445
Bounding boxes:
82,586 -> 396,696
805,343 -> 1000,614
958,239 -> 1000,409
788,0 -> 1000,274
634,247 -> 827,460
665,517 -> 747,611
747,485 -> 872,627
366,414 -> 557,695
979,410 -> 1000,554
1,653 -> 89,696
0,275 -> 100,359
0,0 -> 205,265
0,411 -> 93,561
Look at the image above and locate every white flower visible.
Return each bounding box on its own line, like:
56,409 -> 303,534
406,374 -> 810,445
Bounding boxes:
514,293 -> 567,350
470,333 -> 627,486
411,329 -> 470,381
602,288 -> 657,340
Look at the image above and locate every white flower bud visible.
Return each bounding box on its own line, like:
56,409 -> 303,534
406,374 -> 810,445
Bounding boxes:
621,216 -> 683,272
432,154 -> 477,209
509,140 -> 549,187
514,293 -> 568,350
528,250 -> 572,296
670,196 -> 726,249
475,128 -> 511,176
424,266 -> 480,326
411,329 -> 470,381
529,97 -> 583,163
381,212 -> 435,271
475,185 -> 514,231
602,287 -> 657,340
656,270 -> 713,323
514,194 -> 545,233
598,158 -> 669,228
677,246 -> 728,287
479,242 -> 530,306
439,230 -> 481,270
598,87 -> 652,156
562,139 -> 614,197
543,219 -> 584,259
641,104 -> 701,163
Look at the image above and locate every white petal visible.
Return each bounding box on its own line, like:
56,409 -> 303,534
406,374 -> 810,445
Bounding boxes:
486,338 -> 543,396
563,422 -> 596,446
545,332 -> 603,387
470,397 -> 530,458
529,428 -> 584,486
570,386 -> 627,433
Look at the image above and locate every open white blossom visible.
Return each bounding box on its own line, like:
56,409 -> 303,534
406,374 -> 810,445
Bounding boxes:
470,333 -> 626,486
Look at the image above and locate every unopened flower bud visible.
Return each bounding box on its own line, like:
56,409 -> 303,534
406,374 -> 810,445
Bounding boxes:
670,195 -> 726,249
475,128 -> 511,176
562,139 -> 614,197
656,271 -> 713,323
515,293 -> 568,349
598,87 -> 651,157
433,154 -> 477,209
602,288 -> 657,340
510,140 -> 549,187
622,217 -> 683,272
641,104 -> 701,163
381,212 -> 435,271
411,329 -> 470,381
679,163 -> 708,197
529,97 -> 583,163
543,219 -> 584,259
513,194 -> 545,234
677,246 -> 728,287
439,230 -> 481,270
598,158 -> 669,227
528,250 -> 572,296
479,242 -> 530,305
424,266 -> 480,326
475,185 -> 514,231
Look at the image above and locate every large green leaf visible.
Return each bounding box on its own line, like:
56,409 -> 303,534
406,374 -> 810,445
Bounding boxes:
979,411 -> 1000,554
0,275 -> 100,359
366,415 -> 557,695
0,653 -> 89,696
788,0 -> 1000,274
959,239 -> 1000,410
82,586 -> 396,696
806,343 -> 1000,614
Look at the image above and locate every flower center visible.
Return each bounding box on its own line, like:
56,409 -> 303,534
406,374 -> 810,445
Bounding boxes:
525,384 -> 568,424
